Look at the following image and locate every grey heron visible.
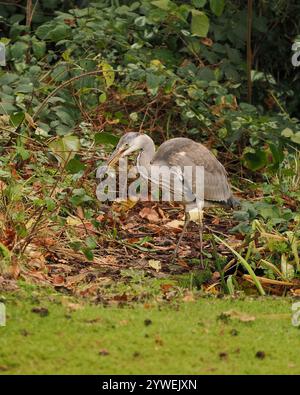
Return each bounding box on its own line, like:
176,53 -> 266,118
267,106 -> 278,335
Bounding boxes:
97,132 -> 239,265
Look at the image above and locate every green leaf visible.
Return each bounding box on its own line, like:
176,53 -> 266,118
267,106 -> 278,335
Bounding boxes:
151,0 -> 173,11
226,275 -> 235,295
32,39 -> 46,59
291,132 -> 300,145
44,197 -> 56,211
100,61 -> 115,88
209,0 -> 225,17
0,102 -> 17,114
94,132 -> 119,146
243,148 -> 268,171
191,10 -> 209,37
49,135 -> 80,164
85,236 -> 97,250
16,146 -> 30,160
192,0 -> 207,7
281,128 -> 293,138
146,73 -> 165,95
9,112 -> 24,127
82,247 -> 94,261
66,157 -> 86,174
0,242 -> 10,259
36,23 -> 71,41
10,41 -> 27,59
269,143 -> 284,165
99,92 -> 107,103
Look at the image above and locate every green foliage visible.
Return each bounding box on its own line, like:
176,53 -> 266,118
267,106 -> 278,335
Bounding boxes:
0,1 -> 299,164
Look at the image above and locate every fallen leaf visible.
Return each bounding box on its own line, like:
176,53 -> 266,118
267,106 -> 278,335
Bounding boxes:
66,216 -> 82,226
139,207 -> 160,223
148,259 -> 161,272
212,271 -> 221,282
212,217 -> 220,225
221,310 -> 256,323
52,275 -> 65,286
0,180 -> 7,191
157,207 -> 166,220
160,283 -> 174,293
182,291 -> 195,302
201,37 -> 213,46
25,112 -> 37,128
165,219 -> 184,229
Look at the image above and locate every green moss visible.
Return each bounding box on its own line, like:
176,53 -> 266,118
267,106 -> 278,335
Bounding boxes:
0,289 -> 299,374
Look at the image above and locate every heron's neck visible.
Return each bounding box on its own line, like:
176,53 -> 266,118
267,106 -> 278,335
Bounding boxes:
137,136 -> 155,170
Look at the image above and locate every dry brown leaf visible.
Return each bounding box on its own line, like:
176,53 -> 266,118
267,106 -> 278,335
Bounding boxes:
212,217 -> 220,225
139,207 -> 160,223
201,37 -> 213,46
25,112 -> 37,128
0,180 -> 7,191
157,207 -> 167,220
222,310 -> 256,322
160,283 -> 174,293
52,275 -> 65,286
182,291 -> 195,302
165,219 -> 184,229
148,259 -> 161,272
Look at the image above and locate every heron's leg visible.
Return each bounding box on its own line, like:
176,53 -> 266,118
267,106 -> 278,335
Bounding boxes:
197,202 -> 204,269
173,212 -> 190,260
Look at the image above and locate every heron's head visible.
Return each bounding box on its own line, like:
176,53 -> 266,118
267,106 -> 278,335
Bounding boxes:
106,132 -> 144,167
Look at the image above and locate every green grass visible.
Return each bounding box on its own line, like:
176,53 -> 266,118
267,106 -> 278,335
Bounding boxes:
0,287 -> 300,374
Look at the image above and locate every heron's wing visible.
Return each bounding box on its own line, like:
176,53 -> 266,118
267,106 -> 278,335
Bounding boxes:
153,138 -> 232,202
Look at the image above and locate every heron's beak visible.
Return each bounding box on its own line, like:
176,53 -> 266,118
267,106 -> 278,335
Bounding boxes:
107,146 -> 127,167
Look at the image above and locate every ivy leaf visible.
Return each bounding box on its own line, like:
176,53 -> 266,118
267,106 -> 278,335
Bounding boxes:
16,146 -> 30,160
291,132 -> 300,145
191,10 -> 209,37
49,135 -> 80,164
209,0 -> 225,17
151,0 -> 174,11
146,73 -> 165,95
269,143 -> 284,166
10,41 -> 27,60
281,128 -> 293,138
94,132 -> 119,146
243,147 -> 268,171
66,157 -> 86,174
192,0 -> 207,7
32,39 -> 46,59
9,112 -> 24,127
